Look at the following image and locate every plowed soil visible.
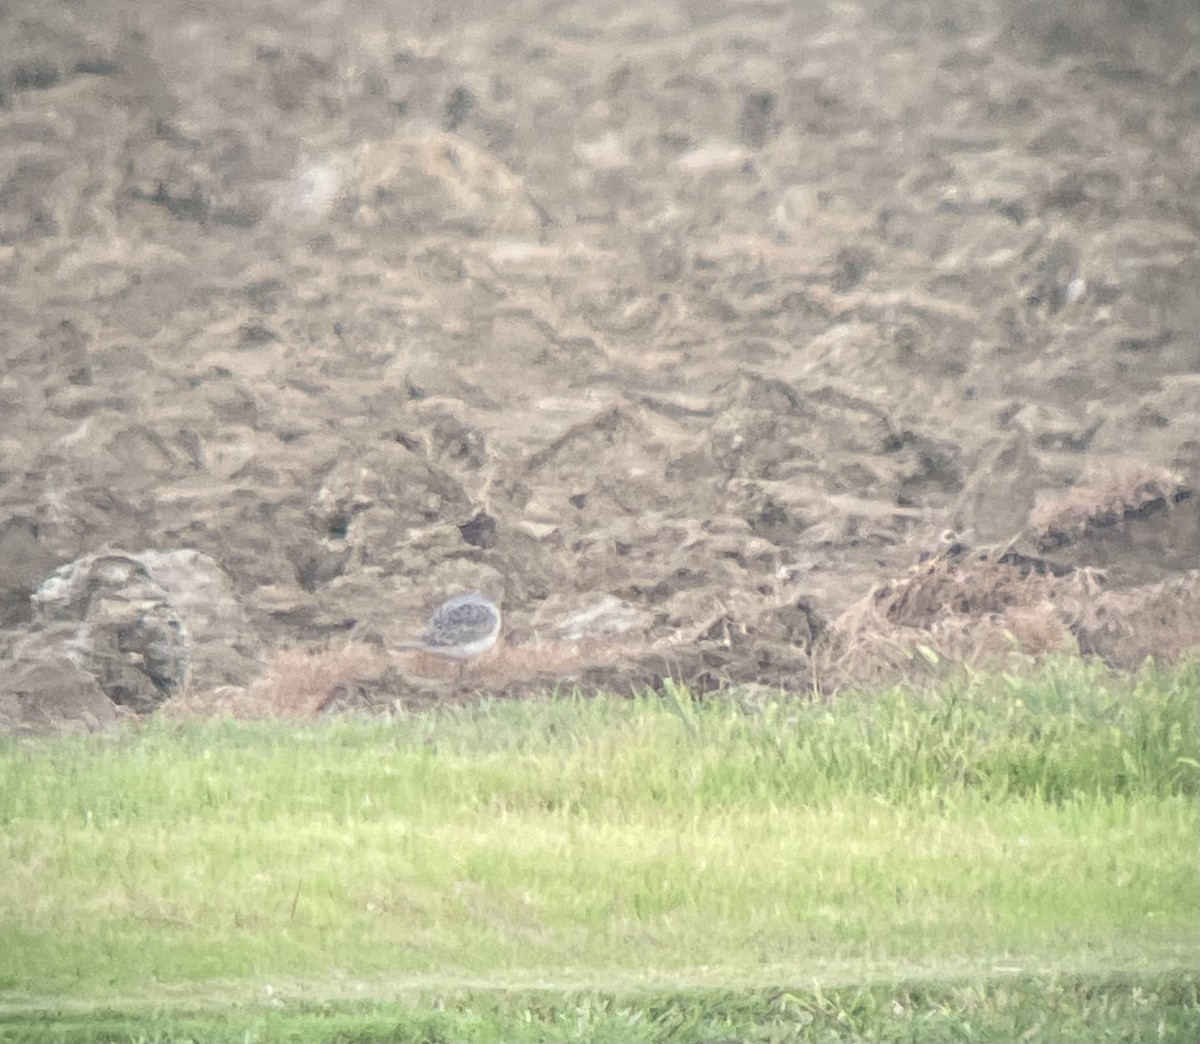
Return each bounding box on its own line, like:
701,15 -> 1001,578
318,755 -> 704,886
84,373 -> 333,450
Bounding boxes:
1,0 -> 1197,723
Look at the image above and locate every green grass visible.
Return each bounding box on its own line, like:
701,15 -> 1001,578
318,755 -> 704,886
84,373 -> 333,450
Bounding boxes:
0,657 -> 1196,1042
5,974 -> 1197,1044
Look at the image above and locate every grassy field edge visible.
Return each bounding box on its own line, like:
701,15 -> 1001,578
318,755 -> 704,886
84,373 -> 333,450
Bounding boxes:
1,657 -> 1196,1042
3,971 -> 1198,1044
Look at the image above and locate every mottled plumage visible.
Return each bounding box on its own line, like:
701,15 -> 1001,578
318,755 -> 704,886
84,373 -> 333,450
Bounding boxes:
398,591 -> 501,663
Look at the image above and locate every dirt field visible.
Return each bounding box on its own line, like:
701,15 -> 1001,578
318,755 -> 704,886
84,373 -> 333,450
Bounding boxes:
0,0 -> 1197,726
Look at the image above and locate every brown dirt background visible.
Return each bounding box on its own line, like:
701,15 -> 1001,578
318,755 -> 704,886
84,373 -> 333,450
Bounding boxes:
0,0 -> 1197,726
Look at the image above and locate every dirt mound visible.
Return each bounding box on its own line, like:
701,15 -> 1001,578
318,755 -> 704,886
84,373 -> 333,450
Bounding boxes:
0,0 -> 1197,727
1028,470 -> 1199,584
821,474 -> 1198,690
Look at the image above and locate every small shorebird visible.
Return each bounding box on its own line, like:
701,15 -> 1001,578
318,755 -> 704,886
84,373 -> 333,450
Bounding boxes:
396,591 -> 501,678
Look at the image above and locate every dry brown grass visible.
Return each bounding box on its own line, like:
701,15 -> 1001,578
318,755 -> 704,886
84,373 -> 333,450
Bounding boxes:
815,544 -> 1097,689
809,470 -> 1200,690
388,638 -> 655,706
163,643 -> 389,720
162,636 -> 657,720
1073,571 -> 1200,669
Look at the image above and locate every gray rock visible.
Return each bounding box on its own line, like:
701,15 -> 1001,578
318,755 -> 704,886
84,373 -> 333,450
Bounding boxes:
33,553 -> 189,712
134,549 -> 263,689
12,547 -> 262,721
0,645 -> 119,735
